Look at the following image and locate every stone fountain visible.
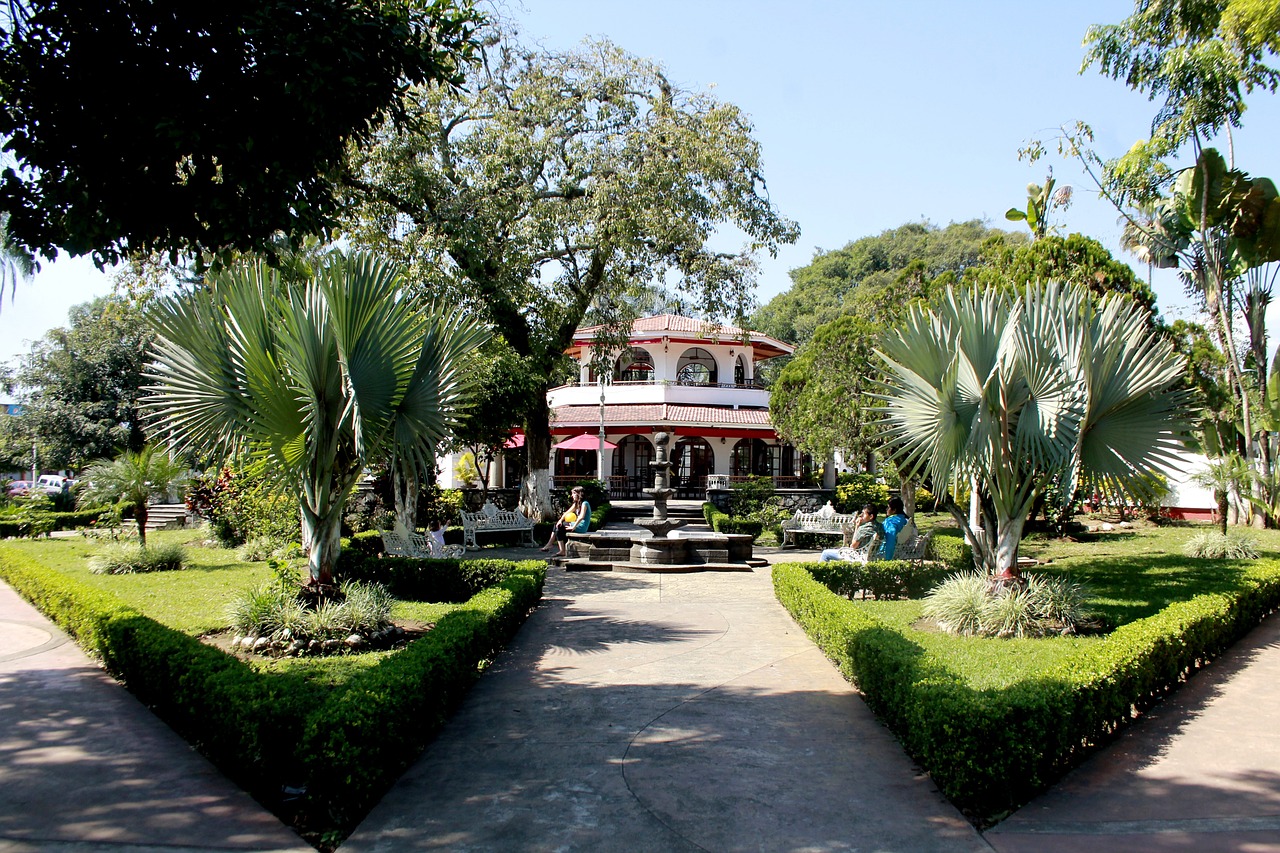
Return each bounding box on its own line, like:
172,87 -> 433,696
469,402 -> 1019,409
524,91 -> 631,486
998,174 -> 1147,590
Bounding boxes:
563,431 -> 766,572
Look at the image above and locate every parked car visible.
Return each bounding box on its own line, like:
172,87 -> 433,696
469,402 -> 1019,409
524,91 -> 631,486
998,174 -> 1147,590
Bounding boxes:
7,480 -> 32,496
35,474 -> 69,494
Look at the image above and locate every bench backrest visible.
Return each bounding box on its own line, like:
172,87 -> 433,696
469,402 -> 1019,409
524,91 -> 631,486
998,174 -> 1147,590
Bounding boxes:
790,510 -> 857,528
461,501 -> 532,528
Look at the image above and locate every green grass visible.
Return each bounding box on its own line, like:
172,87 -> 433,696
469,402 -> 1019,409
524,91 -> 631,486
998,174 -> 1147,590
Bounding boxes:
1,526 -> 468,684
843,520 -> 1280,690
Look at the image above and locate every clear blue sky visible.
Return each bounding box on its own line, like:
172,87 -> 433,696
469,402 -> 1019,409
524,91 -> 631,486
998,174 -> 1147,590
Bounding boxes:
4,0 -> 1280,365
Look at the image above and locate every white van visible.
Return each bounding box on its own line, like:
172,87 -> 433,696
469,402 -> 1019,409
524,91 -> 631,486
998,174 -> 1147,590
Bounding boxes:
36,474 -> 68,494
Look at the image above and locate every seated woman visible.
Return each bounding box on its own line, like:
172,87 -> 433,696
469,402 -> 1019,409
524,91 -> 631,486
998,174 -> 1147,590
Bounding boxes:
539,485 -> 592,557
820,505 -> 881,562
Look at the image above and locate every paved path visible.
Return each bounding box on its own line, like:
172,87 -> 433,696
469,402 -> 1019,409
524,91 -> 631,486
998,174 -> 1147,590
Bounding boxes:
985,609 -> 1280,853
0,580 -> 310,853
342,562 -> 988,853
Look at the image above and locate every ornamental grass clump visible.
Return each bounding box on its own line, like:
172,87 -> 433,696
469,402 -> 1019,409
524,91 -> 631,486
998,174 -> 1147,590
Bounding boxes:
228,579 -> 396,653
1183,531 -> 1260,560
89,541 -> 187,574
922,571 -> 1094,638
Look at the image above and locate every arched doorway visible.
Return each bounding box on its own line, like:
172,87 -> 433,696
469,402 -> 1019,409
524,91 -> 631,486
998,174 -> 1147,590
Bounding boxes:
672,436 -> 714,498
613,434 -> 653,497
614,347 -> 655,383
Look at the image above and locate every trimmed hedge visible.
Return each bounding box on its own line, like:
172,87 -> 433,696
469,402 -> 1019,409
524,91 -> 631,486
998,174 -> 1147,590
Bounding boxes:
773,558 -> 1280,822
805,559 -> 950,600
702,502 -> 765,540
0,548 -> 546,837
0,505 -> 114,538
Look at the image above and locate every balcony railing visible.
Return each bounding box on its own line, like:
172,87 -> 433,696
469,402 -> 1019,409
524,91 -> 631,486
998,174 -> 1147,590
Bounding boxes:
570,378 -> 767,390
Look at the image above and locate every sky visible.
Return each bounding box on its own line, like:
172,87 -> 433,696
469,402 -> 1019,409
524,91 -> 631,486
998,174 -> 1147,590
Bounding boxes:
3,0 -> 1280,367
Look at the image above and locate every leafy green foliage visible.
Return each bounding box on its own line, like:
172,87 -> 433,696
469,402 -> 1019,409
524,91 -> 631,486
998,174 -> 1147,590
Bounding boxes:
186,463 -> 300,548
834,474 -> 893,513
77,444 -> 189,545
770,314 -> 884,462
805,559 -> 950,601
1183,530 -> 1261,559
728,475 -> 775,517
879,283 -> 1189,575
750,220 -> 1021,346
2,296 -> 153,468
88,541 -> 186,574
147,252 -> 489,583
964,233 -> 1158,317
228,580 -> 394,643
0,0 -> 478,265
1083,0 -> 1280,150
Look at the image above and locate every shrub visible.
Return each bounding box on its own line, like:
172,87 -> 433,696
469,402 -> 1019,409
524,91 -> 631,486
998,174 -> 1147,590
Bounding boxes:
228,580 -> 395,644
772,558 -> 1280,822
806,559 -> 949,601
1184,530 -> 1260,560
729,475 -> 774,517
89,542 -> 187,574
928,527 -> 974,571
186,461 -> 300,547
0,546 -> 545,840
922,572 -> 1095,638
236,536 -> 285,562
834,474 -> 891,513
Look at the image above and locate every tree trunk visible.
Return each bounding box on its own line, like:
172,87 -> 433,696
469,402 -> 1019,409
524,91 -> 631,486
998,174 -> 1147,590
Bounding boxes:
994,512 -> 1027,579
899,476 -> 916,517
300,499 -> 345,585
392,461 -> 418,532
1216,488 -> 1229,536
136,504 -> 148,546
521,402 -> 555,520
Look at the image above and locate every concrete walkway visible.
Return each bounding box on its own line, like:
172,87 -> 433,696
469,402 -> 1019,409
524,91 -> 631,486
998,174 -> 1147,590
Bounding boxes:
0,580 -> 310,853
341,560 -> 988,852
985,609 -> 1280,853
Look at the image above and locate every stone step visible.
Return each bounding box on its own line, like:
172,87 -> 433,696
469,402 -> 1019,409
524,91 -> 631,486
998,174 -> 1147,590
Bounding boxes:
144,503 -> 189,531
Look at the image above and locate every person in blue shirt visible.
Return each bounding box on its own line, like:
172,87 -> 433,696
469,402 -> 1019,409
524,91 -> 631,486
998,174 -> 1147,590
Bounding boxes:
880,497 -> 910,559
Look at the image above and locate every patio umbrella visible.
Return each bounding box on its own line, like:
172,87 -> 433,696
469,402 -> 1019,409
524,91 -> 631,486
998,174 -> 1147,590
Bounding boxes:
554,433 -> 618,450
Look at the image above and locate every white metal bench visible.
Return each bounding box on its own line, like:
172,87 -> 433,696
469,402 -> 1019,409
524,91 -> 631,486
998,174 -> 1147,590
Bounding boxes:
892,524 -> 934,565
835,531 -> 883,564
460,501 -> 537,550
781,502 -> 858,548
381,528 -> 465,560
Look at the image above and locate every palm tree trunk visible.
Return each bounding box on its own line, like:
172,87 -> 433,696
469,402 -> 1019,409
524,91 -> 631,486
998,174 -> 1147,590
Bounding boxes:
136,505 -> 148,547
392,460 -> 418,533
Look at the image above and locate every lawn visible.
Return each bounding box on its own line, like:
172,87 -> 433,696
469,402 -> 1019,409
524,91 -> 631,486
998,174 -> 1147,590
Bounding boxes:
851,519 -> 1280,690
0,526 -> 471,684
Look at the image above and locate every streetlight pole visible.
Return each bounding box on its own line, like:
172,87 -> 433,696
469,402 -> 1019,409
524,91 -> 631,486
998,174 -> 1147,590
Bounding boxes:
597,375 -> 608,495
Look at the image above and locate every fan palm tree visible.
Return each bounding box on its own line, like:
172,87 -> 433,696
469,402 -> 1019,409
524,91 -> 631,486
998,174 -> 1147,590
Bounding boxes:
146,252 -> 489,585
878,282 -> 1189,578
78,444 -> 189,545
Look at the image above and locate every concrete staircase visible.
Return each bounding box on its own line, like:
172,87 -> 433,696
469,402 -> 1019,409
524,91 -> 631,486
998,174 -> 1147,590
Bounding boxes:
144,503 -> 189,532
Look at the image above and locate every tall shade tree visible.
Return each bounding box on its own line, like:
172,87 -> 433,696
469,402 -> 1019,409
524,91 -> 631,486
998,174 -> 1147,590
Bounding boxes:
346,31 -> 798,518
878,283 -> 1189,578
78,444 -> 188,545
0,0 -> 478,266
8,295 -> 153,468
146,252 -> 488,584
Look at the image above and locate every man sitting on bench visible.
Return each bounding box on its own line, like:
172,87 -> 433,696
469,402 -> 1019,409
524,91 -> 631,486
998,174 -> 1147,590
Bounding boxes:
820,504 -> 881,562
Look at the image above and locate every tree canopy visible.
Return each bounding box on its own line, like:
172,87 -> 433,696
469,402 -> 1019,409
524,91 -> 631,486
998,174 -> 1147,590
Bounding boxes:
750,220 -> 1022,346
0,0 -> 477,266
4,295 -> 153,469
345,31 -> 798,514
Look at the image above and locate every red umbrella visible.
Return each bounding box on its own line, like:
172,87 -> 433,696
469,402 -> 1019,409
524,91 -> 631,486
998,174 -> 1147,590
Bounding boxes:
554,433 -> 618,450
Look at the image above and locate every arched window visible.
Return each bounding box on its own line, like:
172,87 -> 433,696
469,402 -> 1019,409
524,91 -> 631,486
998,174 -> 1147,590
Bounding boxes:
677,347 -> 717,385
616,347 -> 654,383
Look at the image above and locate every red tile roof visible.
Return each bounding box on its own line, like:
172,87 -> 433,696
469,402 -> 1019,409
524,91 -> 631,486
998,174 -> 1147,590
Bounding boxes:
571,313 -> 792,359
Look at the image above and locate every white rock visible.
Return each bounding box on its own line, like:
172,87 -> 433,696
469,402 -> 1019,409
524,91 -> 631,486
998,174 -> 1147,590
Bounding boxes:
1118,521 -> 1133,528
1100,522 -> 1115,531
345,634 -> 364,648
253,637 -> 270,651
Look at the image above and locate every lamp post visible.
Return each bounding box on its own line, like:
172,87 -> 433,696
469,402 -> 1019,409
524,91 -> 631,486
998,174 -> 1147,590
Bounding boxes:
597,375 -> 608,494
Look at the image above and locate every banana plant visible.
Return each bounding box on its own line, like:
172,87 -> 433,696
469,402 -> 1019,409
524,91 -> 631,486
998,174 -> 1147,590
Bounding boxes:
1005,173 -> 1071,240
878,282 -> 1189,578
146,252 -> 489,585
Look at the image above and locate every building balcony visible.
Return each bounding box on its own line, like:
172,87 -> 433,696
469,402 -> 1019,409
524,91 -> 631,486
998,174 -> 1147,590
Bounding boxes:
547,378 -> 770,411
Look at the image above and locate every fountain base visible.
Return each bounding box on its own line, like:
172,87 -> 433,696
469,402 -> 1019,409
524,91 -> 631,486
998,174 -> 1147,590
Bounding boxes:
558,530 -> 766,573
